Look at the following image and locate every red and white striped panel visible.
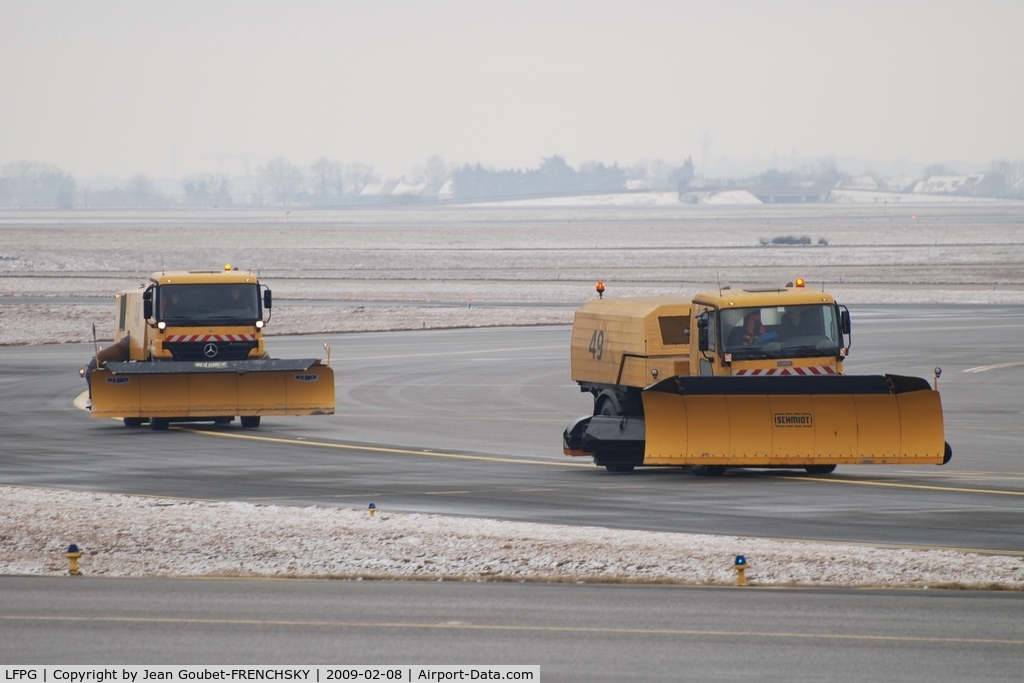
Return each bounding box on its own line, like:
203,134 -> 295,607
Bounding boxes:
164,334 -> 256,343
734,366 -> 836,376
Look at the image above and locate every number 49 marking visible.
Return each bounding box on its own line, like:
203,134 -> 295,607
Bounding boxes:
589,329 -> 605,360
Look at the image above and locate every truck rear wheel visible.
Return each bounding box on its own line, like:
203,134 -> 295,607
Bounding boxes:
150,417 -> 169,431
123,417 -> 144,427
804,465 -> 837,474
605,465 -> 635,472
240,416 -> 261,429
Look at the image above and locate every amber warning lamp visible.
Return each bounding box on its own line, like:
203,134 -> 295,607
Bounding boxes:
795,277 -> 805,288
595,281 -> 605,299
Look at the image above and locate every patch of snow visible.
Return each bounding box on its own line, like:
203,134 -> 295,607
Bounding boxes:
359,182 -> 388,196
829,189 -> 996,204
700,190 -> 762,205
391,181 -> 427,196
3,486 -> 1021,587
474,192 -> 681,207
914,175 -> 985,195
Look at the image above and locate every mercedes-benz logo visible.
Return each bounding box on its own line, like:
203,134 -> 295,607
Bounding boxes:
203,343 -> 219,358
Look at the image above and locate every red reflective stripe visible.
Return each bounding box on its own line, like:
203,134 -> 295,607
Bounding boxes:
734,366 -> 835,376
164,334 -> 255,343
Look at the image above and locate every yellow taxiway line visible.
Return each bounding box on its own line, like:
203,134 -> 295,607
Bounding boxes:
964,360 -> 1024,373
792,475 -> 1024,497
182,426 -> 594,468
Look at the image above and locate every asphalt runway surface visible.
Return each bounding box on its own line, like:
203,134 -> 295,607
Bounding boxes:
1,304 -> 1022,552
3,576 -> 1024,682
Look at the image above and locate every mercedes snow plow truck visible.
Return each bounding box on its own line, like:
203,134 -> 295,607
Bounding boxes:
563,280 -> 951,475
82,266 -> 335,430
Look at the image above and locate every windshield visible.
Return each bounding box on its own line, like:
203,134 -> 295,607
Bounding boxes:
721,304 -> 839,359
157,283 -> 261,325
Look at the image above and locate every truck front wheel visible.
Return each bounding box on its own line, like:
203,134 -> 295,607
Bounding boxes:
595,394 -> 620,417
240,416 -> 261,429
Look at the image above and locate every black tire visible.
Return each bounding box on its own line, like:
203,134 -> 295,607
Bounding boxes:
150,417 -> 169,431
213,417 -> 233,425
692,465 -> 725,477
942,442 -> 952,465
123,417 -> 144,427
595,396 -> 618,417
804,464 -> 837,474
604,465 -> 635,473
240,416 -> 261,429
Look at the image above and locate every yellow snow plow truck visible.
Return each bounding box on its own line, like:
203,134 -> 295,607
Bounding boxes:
82,265 -> 335,430
562,281 -> 951,474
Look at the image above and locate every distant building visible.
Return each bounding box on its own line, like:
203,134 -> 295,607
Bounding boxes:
437,179 -> 456,201
914,174 -> 986,195
837,175 -> 878,190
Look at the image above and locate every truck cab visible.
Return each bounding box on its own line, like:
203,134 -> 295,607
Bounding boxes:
693,286 -> 851,377
115,267 -> 272,362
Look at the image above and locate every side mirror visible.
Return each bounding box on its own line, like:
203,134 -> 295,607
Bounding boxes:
841,309 -> 851,335
143,287 -> 153,320
263,289 -> 272,310
696,316 -> 709,352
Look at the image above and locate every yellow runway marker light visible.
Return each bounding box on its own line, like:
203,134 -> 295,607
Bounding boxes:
734,555 -> 748,587
66,544 -> 82,576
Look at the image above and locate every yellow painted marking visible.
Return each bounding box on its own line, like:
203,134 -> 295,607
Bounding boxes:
791,475 -> 1024,497
182,427 -> 593,468
964,360 -> 1024,373
2,615 -> 1023,646
331,412 -> 571,425
74,390 -> 90,411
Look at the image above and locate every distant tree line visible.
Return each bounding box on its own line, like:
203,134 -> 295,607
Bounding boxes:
450,155 -> 695,200
452,156 -> 625,200
3,155 -> 1023,208
0,162 -> 76,208
754,159 -> 843,189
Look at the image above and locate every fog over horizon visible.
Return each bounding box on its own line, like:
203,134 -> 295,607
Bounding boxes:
2,1 -> 1022,182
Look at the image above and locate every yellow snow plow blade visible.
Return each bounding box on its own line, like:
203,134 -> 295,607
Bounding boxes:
89,359 -> 335,419
641,374 -> 946,466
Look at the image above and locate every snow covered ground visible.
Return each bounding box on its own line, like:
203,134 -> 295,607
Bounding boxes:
475,191 -> 682,207
829,189 -> 998,204
3,204 -> 1024,345
4,486 -> 1023,588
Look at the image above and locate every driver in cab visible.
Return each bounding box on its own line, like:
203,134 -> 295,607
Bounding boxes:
741,309 -> 766,345
780,308 -> 805,337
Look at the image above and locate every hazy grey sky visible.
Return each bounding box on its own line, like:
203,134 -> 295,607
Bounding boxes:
2,0 -> 1021,178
